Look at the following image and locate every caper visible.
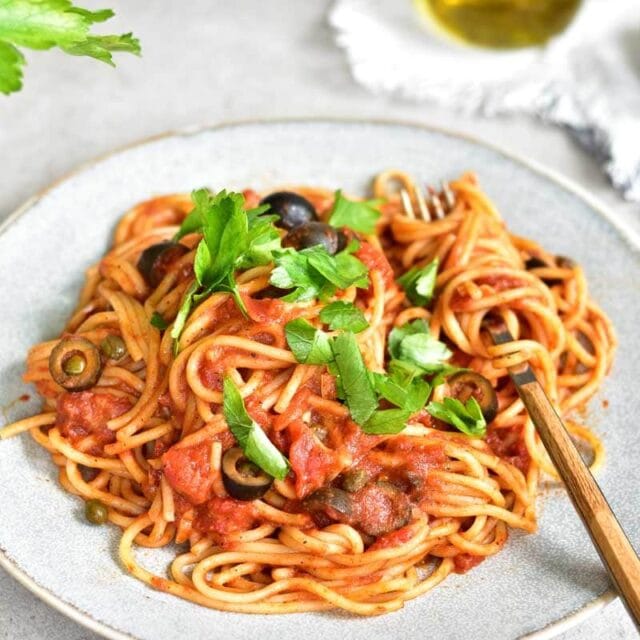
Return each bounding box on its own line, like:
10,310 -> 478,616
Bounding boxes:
342,469 -> 369,493
100,334 -> 127,362
85,499 -> 108,525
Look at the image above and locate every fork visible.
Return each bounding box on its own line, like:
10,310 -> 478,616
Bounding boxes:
399,182 -> 455,221
399,181 -> 640,628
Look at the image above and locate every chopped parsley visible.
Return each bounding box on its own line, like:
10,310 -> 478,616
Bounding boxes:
270,242 -> 369,302
388,319 -> 452,374
283,322 -> 432,436
330,331 -> 379,425
426,396 -> 487,438
171,189 -> 281,347
319,301 -> 368,333
361,408 -> 412,435
222,377 -> 290,480
150,311 -> 168,330
284,318 -> 333,365
397,259 -> 439,307
328,191 -> 381,235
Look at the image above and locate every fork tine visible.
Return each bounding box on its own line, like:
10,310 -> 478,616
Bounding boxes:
400,189 -> 415,219
442,181 -> 455,211
415,188 -> 431,221
428,187 -> 446,219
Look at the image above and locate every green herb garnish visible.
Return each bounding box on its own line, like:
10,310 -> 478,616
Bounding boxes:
328,191 -> 381,234
370,367 -> 430,414
426,396 -> 487,437
222,377 -> 290,480
319,301 -> 368,333
330,332 -> 378,425
171,189 -> 281,347
397,259 -> 439,307
388,319 -> 452,374
284,318 -> 333,365
270,243 -> 368,302
362,408 -> 412,435
0,0 -> 140,95
283,321 -> 433,435
150,311 -> 168,330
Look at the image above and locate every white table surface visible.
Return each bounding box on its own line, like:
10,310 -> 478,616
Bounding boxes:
0,1 -> 637,638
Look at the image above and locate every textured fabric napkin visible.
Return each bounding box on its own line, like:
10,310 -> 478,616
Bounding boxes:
329,0 -> 640,201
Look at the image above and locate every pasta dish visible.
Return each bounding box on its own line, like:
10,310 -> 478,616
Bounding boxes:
0,171 -> 615,615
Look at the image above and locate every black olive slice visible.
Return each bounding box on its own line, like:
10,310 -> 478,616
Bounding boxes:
137,241 -> 189,288
524,255 -> 566,287
252,285 -> 292,300
282,222 -> 340,255
260,191 -> 318,230
448,370 -> 498,423
524,256 -> 548,271
49,336 -> 104,392
303,487 -> 354,521
555,255 -> 576,269
221,447 -> 273,501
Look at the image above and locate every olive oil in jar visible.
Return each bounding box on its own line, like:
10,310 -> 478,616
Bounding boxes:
415,0 -> 582,49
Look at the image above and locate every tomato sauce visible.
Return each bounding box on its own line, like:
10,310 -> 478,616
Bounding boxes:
242,295 -> 287,324
194,495 -> 258,536
338,419 -> 381,463
453,553 -> 485,574
288,420 -> 342,498
162,440 -> 213,505
486,425 -> 530,473
56,391 -> 131,454
451,275 -> 526,312
477,274 -> 525,291
349,483 -> 411,537
355,242 -> 395,288
241,189 -> 261,209
368,523 -> 415,551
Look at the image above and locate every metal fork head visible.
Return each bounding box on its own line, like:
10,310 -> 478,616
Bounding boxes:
400,181 -> 456,221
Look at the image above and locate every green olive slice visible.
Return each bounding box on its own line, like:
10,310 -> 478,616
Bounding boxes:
49,336 -> 103,391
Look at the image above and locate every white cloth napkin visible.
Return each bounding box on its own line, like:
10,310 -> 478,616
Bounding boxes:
329,0 -> 640,201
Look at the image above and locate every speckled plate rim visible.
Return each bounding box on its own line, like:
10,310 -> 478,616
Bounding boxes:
0,117 -> 634,640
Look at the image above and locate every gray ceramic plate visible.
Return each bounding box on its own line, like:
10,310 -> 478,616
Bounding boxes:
1,121 -> 638,640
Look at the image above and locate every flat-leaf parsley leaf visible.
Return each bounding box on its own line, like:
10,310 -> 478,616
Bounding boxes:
388,319 -> 452,374
397,259 -> 439,307
426,396 -> 487,437
319,301 -> 368,332
222,377 -> 290,480
328,191 -> 381,235
0,0 -> 140,95
284,318 -> 333,365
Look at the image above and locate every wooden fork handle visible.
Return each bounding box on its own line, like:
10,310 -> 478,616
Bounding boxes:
518,381 -> 640,628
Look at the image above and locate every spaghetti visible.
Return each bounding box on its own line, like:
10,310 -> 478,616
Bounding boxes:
0,172 -> 616,616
